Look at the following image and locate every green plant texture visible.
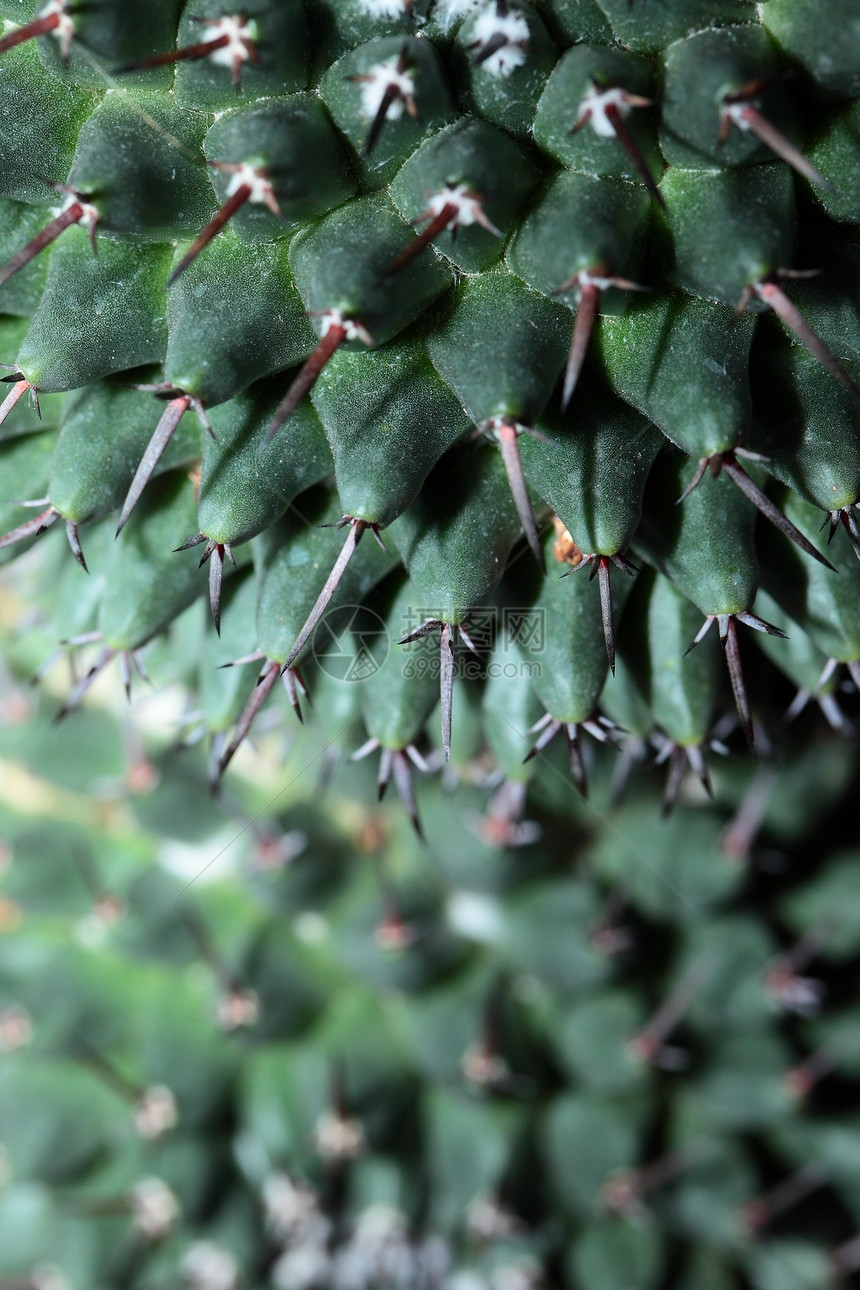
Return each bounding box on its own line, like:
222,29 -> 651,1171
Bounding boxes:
0,0 -> 859,1285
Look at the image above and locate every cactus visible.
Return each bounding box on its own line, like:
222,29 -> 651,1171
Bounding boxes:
0,0 -> 857,812
1,635 -> 860,1288
1,1 -> 860,1281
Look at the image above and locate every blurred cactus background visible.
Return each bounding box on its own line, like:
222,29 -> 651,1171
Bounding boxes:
2,557 -> 860,1289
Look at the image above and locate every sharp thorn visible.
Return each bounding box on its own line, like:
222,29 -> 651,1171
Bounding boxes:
263,323 -> 347,445
384,203 -> 456,281
842,510 -> 860,563
562,281 -> 600,409
739,105 -> 836,193
0,504 -> 59,550
116,32 -> 231,75
167,184 -> 252,286
661,745 -> 686,816
0,11 -> 63,56
392,749 -> 425,840
116,395 -> 191,536
814,656 -> 840,696
736,283 -> 756,317
174,532 -> 208,553
60,630 -> 102,647
398,618 -> 441,645
605,101 -> 666,210
54,647 -> 116,722
369,524 -> 388,553
440,623 -> 454,763
472,30 -> 509,67
405,744 -> 431,773
65,520 -> 87,571
734,445 -> 772,465
458,623 -> 480,656
496,422 -> 545,570
350,736 -> 380,763
722,456 -> 835,570
566,724 -> 588,796
283,520 -> 365,670
473,203 -> 502,239
523,716 -> 561,763
687,744 -> 713,798
756,280 -> 860,399
0,202 -> 85,290
0,379 -> 32,429
676,456 -> 709,504
597,557 -> 616,673
365,82 -> 400,155
217,661 -> 280,780
196,538 -> 217,567
734,611 -> 788,638
132,649 -> 151,685
722,616 -> 755,751
399,619 -> 440,645
218,649 -> 265,669
685,616 -> 716,656
282,666 -> 304,723
377,745 -> 393,801
209,546 -> 224,635
119,650 -> 133,701
612,553 -> 639,577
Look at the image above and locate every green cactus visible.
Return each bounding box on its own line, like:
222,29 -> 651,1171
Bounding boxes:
0,669 -> 858,1288
1,2 -> 860,1283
